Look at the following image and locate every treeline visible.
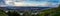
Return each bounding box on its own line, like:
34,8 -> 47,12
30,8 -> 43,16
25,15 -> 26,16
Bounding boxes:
0,5 -> 60,16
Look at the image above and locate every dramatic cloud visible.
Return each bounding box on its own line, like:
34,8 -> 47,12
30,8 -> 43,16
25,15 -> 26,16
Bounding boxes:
0,0 -> 60,7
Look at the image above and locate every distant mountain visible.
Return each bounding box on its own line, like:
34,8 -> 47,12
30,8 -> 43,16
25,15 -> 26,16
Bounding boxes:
0,7 -> 51,11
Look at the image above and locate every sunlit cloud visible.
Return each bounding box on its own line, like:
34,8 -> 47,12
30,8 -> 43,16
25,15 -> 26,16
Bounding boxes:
0,0 -> 60,7
13,1 -> 48,7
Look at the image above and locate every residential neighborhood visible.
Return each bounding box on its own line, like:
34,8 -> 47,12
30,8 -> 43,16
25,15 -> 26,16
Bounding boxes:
0,0 -> 60,16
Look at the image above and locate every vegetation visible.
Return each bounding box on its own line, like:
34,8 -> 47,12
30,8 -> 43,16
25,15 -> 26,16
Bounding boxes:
0,5 -> 60,16
39,5 -> 60,16
0,9 -> 7,16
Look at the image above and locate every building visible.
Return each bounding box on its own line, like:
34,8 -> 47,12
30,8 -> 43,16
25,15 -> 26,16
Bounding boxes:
0,0 -> 59,13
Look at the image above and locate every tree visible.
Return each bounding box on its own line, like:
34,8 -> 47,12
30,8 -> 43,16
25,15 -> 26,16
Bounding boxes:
39,4 -> 60,16
0,9 -> 7,16
58,4 -> 60,8
7,11 -> 20,16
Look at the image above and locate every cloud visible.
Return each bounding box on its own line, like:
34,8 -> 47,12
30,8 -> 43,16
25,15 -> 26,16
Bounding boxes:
0,0 -> 59,7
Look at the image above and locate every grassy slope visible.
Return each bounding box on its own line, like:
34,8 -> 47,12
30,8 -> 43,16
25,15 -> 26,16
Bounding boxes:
0,5 -> 60,16
0,7 -> 60,16
39,5 -> 60,16
0,10 -> 7,16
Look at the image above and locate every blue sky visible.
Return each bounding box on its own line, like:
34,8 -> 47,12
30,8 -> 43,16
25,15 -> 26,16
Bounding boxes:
0,0 -> 60,4
0,0 -> 60,7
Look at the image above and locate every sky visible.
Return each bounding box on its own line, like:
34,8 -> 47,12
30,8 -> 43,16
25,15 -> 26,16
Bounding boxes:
0,0 -> 60,7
